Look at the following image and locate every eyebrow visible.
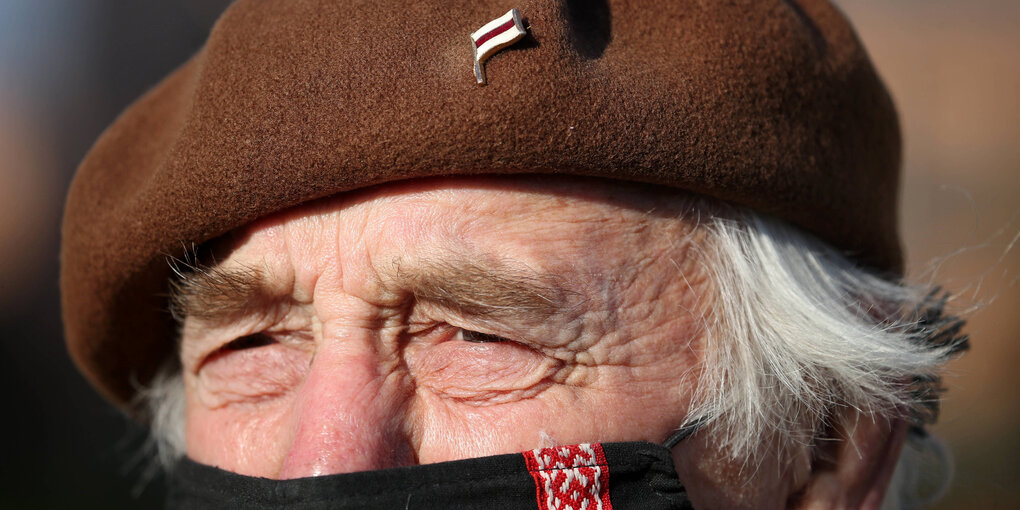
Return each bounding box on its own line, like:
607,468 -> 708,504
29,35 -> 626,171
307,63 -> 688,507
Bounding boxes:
388,257 -> 568,324
168,256 -> 569,326
168,262 -> 275,324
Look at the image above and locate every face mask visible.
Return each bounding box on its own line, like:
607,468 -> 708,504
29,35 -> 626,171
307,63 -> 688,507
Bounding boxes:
167,438 -> 697,509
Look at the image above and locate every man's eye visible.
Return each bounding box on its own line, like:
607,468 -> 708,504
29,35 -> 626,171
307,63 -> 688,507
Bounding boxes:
410,327 -> 556,405
223,333 -> 276,351
194,331 -> 308,408
457,329 -> 510,343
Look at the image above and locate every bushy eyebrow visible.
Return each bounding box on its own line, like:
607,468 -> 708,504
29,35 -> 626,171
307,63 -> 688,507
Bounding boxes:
168,256 -> 569,326
168,261 -> 274,324
388,257 -> 568,324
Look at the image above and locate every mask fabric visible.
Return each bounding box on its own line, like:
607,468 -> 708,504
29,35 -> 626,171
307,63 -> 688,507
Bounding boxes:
167,441 -> 694,509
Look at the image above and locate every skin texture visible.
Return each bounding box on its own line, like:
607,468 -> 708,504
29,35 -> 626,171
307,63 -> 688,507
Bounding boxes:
179,177 -> 906,509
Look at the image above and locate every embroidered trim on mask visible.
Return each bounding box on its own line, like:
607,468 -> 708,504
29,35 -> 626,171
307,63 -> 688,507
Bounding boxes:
523,443 -> 614,510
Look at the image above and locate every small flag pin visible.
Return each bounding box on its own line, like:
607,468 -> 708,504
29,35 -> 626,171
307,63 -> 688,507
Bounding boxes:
471,8 -> 528,85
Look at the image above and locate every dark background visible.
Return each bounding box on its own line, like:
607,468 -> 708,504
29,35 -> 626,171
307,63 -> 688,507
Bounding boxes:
0,2 -> 231,507
0,1 -> 1016,508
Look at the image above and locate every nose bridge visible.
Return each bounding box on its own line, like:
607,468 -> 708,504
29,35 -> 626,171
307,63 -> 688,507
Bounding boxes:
277,329 -> 414,479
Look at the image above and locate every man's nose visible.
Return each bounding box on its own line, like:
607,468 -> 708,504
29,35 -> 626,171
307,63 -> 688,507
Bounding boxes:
277,333 -> 415,479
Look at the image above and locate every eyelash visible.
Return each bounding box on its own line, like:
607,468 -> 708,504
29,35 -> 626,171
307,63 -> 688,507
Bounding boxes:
223,333 -> 276,351
457,329 -> 511,343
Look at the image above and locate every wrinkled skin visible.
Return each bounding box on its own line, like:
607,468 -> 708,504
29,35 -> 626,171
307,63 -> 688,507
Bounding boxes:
181,177 -> 906,509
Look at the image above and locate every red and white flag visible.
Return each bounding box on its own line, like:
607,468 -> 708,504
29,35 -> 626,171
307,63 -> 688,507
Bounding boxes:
471,9 -> 527,84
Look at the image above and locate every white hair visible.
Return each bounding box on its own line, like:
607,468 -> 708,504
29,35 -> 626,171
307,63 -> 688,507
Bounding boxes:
685,209 -> 965,455
137,363 -> 186,474
683,208 -> 965,507
141,206 -> 966,507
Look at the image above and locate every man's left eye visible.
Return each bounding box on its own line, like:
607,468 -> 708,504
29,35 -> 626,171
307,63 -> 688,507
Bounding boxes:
457,329 -> 511,343
408,327 -> 558,405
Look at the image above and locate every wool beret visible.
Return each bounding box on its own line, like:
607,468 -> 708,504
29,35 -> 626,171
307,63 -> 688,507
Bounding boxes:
62,0 -> 901,408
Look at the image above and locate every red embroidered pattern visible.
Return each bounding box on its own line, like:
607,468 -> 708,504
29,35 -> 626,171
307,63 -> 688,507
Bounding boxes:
523,443 -> 614,510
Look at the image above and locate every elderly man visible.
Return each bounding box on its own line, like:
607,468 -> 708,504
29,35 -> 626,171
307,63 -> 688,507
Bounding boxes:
61,1 -> 967,508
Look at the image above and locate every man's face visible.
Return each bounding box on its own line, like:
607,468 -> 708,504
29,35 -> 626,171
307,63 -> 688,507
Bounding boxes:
177,177 -> 709,479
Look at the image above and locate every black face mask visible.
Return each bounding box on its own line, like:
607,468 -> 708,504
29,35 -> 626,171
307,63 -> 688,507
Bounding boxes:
167,438 -> 697,510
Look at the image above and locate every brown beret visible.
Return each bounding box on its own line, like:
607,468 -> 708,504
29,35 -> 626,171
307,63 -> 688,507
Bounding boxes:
62,0 -> 901,408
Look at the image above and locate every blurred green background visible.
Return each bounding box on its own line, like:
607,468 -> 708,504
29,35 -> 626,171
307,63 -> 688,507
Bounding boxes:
0,1 -> 1016,508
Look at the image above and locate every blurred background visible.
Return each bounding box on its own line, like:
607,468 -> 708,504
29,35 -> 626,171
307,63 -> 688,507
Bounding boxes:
0,0 -> 1015,508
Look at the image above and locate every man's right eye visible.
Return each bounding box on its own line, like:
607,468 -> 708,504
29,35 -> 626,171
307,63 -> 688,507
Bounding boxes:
193,332 -> 309,407
223,333 -> 277,351
195,332 -> 279,371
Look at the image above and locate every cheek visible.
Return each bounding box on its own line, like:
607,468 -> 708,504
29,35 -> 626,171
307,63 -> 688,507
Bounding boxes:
412,390 -> 567,462
185,344 -> 310,477
410,362 -> 696,464
185,391 -> 294,477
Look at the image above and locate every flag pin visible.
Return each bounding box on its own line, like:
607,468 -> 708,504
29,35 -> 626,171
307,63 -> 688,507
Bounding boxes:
471,8 -> 528,85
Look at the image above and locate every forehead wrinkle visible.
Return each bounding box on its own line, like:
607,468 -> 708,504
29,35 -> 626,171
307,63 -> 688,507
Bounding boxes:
331,202 -> 398,308
279,212 -> 332,307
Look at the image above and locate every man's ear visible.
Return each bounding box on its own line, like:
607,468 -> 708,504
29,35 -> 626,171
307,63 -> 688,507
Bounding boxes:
790,413 -> 909,510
